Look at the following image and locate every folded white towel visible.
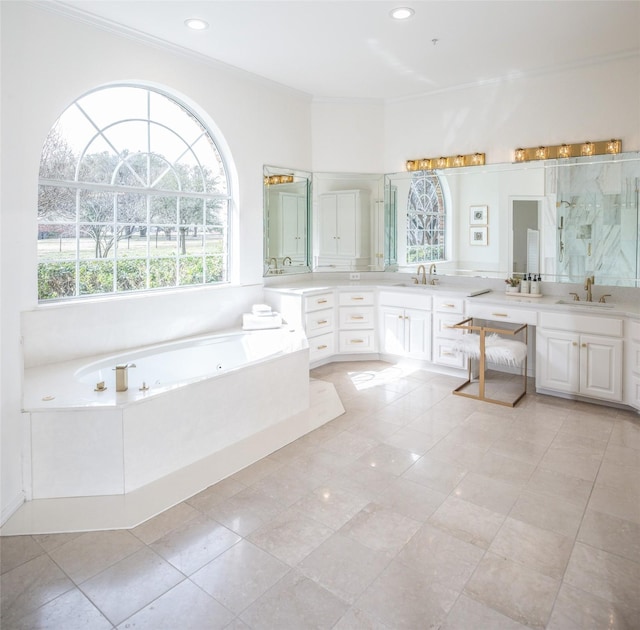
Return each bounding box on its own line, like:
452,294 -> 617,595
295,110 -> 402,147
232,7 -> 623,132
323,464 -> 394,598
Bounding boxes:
252,303 -> 273,316
242,313 -> 282,330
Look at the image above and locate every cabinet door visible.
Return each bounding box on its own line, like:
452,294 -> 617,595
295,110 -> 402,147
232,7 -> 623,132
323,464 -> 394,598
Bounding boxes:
380,307 -> 406,355
336,192 -> 358,256
580,335 -> 623,401
319,195 -> 338,255
405,308 -> 432,361
536,329 -> 579,394
281,193 -> 304,256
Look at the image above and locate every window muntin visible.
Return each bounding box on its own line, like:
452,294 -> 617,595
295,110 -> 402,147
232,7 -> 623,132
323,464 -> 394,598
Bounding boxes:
38,85 -> 230,301
406,172 -> 446,264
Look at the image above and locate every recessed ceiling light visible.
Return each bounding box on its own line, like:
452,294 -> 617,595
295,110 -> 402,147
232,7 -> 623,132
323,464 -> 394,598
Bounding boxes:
184,18 -> 209,31
390,7 -> 414,20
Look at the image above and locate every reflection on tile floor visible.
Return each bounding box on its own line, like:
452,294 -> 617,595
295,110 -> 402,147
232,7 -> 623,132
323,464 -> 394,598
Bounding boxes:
2,360 -> 640,629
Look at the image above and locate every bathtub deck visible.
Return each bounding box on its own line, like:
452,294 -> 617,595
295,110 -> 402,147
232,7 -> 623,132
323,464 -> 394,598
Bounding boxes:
1,379 -> 344,535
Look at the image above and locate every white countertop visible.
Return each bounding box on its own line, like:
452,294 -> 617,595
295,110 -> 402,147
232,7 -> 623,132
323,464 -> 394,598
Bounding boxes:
265,281 -> 640,318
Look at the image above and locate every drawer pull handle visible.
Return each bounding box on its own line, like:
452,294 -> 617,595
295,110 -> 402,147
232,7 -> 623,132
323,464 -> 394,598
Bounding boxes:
317,320 -> 328,325
351,296 -> 365,301
317,299 -> 328,304
350,339 -> 364,344
398,315 -> 403,319
443,303 -> 456,308
582,343 -> 587,348
317,344 -> 328,350
351,316 -> 364,320
442,351 -> 455,356
572,342 -> 578,346
492,313 -> 509,317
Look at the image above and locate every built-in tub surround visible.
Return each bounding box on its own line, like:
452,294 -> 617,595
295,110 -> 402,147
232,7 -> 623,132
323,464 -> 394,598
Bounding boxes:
22,327 -> 312,502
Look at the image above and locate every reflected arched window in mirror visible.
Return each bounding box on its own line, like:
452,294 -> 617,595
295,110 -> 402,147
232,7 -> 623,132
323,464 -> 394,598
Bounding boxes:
406,172 -> 446,264
37,84 -> 232,301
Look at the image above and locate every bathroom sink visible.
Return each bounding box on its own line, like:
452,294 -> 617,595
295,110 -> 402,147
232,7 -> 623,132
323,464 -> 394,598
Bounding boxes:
393,283 -> 440,289
555,299 -> 616,309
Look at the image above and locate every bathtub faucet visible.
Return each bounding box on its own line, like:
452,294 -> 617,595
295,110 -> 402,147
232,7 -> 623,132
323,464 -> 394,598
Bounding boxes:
114,363 -> 136,392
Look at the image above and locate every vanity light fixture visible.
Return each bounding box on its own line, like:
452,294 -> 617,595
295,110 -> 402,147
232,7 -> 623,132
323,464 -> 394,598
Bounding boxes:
512,139 -> 621,162
405,152 -> 485,171
390,7 -> 415,20
264,174 -> 294,186
184,18 -> 209,30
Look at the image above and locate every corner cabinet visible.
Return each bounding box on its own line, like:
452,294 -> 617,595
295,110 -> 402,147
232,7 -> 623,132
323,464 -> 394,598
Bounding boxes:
536,312 -> 623,402
317,190 -> 370,269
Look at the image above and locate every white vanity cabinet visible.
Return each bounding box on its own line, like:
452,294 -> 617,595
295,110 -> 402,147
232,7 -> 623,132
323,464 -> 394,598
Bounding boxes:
536,312 -> 623,402
265,289 -> 335,365
378,291 -> 432,361
432,296 -> 466,368
625,319 -> 640,410
317,190 -> 370,269
338,289 -> 376,353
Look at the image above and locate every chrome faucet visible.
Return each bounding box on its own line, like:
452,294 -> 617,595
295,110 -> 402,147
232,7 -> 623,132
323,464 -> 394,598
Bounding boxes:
268,257 -> 278,274
282,256 -> 292,266
114,363 -> 136,392
416,264 -> 427,285
584,275 -> 595,302
428,263 -> 437,285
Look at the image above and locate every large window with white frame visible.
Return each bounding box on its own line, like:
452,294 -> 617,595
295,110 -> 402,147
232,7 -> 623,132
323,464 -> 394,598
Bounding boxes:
37,85 -> 231,301
405,172 -> 447,264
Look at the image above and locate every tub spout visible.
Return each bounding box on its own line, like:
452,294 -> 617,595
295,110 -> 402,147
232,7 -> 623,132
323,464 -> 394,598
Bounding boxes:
114,363 -> 136,392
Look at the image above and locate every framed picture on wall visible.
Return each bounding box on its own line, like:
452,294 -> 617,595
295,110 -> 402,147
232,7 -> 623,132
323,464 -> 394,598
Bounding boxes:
470,226 -> 488,246
469,205 -> 488,225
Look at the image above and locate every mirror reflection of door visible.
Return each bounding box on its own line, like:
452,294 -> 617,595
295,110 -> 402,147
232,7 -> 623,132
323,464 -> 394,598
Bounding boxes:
512,199 -> 540,275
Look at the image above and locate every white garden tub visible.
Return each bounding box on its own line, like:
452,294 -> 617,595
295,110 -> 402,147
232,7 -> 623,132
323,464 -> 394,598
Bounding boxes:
22,327 -> 310,500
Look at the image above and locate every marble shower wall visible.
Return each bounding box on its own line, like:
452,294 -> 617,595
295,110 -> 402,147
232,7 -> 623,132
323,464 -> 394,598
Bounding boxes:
546,158 -> 639,286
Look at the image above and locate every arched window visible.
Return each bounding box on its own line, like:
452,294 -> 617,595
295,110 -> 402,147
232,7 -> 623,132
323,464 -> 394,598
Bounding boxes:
38,85 -> 232,300
406,172 -> 446,263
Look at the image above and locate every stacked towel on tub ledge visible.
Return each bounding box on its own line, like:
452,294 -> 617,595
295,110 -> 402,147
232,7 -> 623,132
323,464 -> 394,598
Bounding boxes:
242,304 -> 283,330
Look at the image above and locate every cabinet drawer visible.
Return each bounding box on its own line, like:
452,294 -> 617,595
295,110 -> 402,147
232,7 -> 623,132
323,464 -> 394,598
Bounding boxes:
433,339 -> 466,368
304,292 -> 335,312
433,296 -> 464,314
339,306 -> 375,328
308,332 -> 335,363
338,291 -> 375,306
305,310 -> 334,336
378,290 -> 432,311
434,314 -> 466,339
538,311 -> 623,337
339,330 -> 376,353
467,302 -> 537,326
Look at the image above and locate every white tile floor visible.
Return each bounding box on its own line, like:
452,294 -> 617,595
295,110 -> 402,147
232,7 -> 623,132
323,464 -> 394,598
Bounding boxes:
1,360 -> 640,629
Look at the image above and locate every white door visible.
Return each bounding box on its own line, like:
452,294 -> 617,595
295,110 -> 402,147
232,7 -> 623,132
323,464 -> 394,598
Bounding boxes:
537,329 -> 579,393
580,335 -> 623,401
405,308 -> 432,361
336,192 -> 357,256
380,307 -> 406,355
319,195 -> 338,256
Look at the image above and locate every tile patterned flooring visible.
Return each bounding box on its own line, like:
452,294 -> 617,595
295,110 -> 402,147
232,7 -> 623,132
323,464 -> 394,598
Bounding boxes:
1,360 -> 640,629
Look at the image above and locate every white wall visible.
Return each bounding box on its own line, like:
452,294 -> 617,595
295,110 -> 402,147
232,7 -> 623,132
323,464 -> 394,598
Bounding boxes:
311,100 -> 385,173
0,2 -> 312,522
384,55 -> 640,172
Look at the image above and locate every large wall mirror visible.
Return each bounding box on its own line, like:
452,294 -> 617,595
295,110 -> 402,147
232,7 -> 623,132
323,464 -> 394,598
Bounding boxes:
264,153 -> 640,287
263,165 -> 311,275
385,152 -> 640,287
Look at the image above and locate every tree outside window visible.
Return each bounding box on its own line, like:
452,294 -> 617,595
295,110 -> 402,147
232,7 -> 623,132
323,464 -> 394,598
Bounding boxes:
406,172 -> 446,264
38,85 -> 231,300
